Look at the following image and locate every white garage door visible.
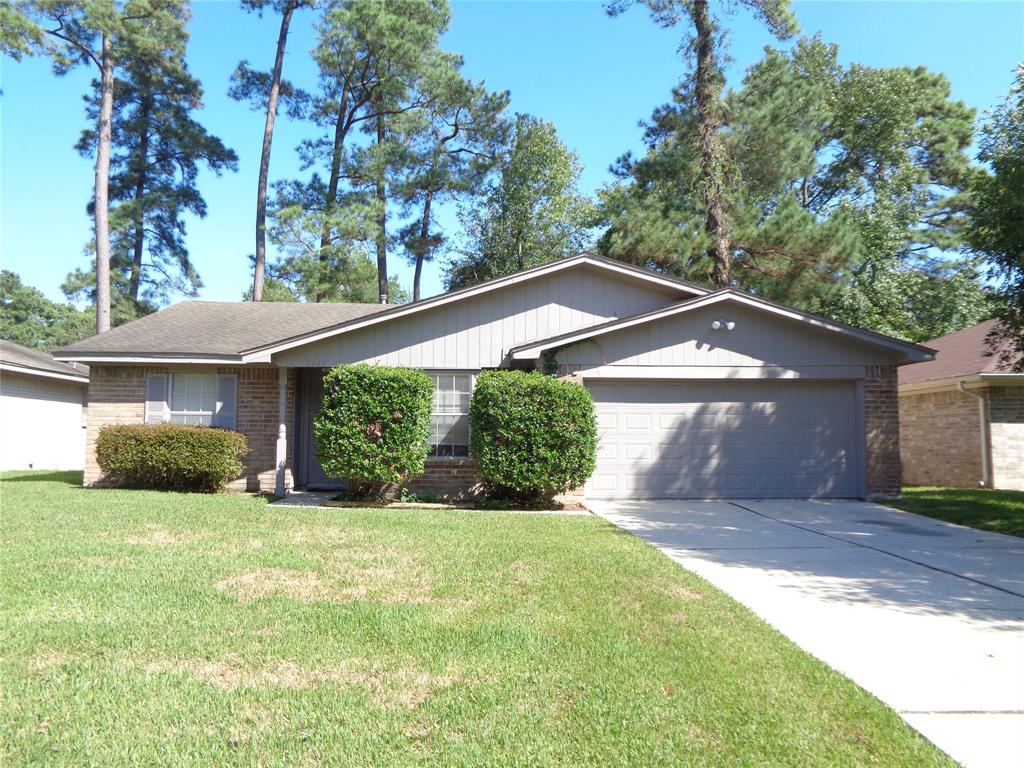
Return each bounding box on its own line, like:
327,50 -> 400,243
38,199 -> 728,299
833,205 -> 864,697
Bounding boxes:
587,380 -> 861,499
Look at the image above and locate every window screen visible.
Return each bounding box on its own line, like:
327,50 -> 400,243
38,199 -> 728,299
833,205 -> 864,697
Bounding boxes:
428,372 -> 473,457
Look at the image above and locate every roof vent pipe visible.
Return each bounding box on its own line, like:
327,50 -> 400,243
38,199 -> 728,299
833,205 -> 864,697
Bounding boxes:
956,379 -> 991,488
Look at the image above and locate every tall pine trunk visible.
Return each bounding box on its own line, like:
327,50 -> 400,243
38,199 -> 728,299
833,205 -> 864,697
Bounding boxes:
129,91 -> 153,306
315,96 -> 349,302
94,32 -> 114,333
691,0 -> 730,287
413,189 -> 432,302
253,0 -> 297,303
374,113 -> 388,304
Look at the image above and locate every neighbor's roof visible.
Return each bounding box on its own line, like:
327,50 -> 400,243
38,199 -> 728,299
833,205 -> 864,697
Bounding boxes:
55,301 -> 389,360
0,339 -> 89,381
899,319 -> 1018,385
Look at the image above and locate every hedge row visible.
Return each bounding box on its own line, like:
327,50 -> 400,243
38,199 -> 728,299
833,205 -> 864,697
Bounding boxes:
96,423 -> 248,493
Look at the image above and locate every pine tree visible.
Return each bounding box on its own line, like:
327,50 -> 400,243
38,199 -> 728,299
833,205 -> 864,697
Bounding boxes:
230,0 -> 309,302
68,9 -> 237,314
4,0 -> 188,333
607,0 -> 798,287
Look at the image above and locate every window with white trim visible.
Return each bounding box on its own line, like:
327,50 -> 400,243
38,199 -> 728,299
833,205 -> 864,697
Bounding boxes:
428,372 -> 474,457
169,374 -> 219,425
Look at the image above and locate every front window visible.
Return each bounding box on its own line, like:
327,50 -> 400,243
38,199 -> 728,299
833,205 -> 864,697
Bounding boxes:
428,372 -> 473,457
169,374 -> 218,425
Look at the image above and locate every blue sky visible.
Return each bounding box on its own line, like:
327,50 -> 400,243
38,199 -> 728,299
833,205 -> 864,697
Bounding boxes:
2,0 -> 1022,305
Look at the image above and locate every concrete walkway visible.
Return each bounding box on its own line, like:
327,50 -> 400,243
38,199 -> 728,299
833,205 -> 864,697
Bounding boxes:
588,499 -> 1024,768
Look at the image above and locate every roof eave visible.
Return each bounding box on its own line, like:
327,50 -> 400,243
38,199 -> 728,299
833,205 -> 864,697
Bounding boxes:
0,362 -> 89,383
52,352 -> 244,365
509,290 -> 936,363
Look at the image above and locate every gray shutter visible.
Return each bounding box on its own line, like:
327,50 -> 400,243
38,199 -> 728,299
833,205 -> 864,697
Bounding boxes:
213,374 -> 237,429
145,374 -> 169,424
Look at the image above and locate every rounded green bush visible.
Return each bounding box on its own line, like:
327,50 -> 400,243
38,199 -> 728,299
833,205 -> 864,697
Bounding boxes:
96,423 -> 248,493
470,370 -> 597,499
314,364 -> 434,499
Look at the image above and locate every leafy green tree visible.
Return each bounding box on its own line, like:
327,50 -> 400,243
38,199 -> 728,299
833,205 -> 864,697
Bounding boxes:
0,271 -> 94,351
607,0 -> 798,287
967,67 -> 1024,369
240,253 -> 409,304
446,115 -> 594,290
598,36 -> 987,337
72,7 -> 237,312
4,0 -> 188,332
230,0 -> 310,302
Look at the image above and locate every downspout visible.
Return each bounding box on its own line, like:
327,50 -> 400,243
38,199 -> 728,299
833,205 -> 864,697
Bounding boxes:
956,379 -> 991,488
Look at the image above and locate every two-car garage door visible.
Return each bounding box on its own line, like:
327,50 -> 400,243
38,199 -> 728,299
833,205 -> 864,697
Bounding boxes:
586,380 -> 862,499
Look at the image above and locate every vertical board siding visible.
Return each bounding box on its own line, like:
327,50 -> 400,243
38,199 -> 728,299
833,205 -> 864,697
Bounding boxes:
555,303 -> 898,370
274,265 -> 680,369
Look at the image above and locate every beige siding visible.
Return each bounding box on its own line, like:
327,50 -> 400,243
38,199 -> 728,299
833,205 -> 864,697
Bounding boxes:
274,265 -> 681,369
555,303 -> 899,374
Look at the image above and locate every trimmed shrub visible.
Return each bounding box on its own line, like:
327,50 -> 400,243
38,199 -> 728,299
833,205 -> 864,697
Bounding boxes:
314,364 -> 434,499
470,370 -> 597,499
96,423 -> 248,493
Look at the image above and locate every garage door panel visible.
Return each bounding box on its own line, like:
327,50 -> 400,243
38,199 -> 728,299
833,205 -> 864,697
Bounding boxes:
586,380 -> 860,499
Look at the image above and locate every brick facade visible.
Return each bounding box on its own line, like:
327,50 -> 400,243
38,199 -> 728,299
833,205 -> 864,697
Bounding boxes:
899,388 -> 984,488
988,386 -> 1024,491
407,459 -> 484,500
84,365 -> 294,493
864,365 -> 901,498
899,384 -> 1024,491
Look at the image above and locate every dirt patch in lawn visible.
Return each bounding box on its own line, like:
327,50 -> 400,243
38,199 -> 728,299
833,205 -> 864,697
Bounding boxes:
215,548 -> 434,606
27,650 -> 80,673
145,655 -> 455,708
125,524 -> 211,547
215,568 -> 334,604
650,577 -> 704,602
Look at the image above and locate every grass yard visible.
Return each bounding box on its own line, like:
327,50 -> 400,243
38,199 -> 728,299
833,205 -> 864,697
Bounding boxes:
890,486 -> 1024,538
1,472 -> 953,767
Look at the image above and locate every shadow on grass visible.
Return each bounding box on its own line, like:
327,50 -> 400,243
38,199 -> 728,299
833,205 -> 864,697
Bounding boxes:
0,470 -> 83,486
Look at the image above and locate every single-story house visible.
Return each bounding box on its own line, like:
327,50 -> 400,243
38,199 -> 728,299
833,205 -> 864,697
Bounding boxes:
899,319 -> 1023,491
55,253 -> 934,500
1,339 -> 89,471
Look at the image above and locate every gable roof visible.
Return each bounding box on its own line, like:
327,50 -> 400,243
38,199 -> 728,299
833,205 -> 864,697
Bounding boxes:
238,253 -> 708,361
899,319 -> 1019,385
0,339 -> 89,382
508,289 -> 936,363
54,253 -> 708,363
55,302 -> 390,362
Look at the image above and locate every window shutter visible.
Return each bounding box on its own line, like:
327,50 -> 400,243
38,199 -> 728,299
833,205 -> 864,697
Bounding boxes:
145,374 -> 169,424
213,375 -> 237,429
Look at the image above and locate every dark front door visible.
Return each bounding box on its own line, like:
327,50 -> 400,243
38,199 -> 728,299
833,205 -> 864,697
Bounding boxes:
296,369 -> 345,489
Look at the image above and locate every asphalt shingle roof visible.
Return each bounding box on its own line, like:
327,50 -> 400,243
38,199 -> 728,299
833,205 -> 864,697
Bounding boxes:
55,301 -> 389,357
0,339 -> 90,378
899,319 -> 1017,385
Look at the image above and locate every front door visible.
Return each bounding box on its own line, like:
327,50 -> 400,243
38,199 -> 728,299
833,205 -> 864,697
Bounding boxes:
296,370 -> 345,489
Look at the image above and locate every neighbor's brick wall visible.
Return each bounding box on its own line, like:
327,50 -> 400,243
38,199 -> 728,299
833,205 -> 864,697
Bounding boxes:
864,365 -> 901,497
407,459 -> 484,500
989,386 -> 1024,491
899,388 -> 984,488
84,365 -> 294,493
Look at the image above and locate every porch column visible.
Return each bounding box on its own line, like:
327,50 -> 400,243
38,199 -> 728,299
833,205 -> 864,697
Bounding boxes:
275,366 -> 289,497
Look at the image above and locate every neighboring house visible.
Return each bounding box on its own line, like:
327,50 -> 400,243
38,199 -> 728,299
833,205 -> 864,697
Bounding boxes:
55,253 -> 933,500
899,319 -> 1024,491
0,340 -> 89,471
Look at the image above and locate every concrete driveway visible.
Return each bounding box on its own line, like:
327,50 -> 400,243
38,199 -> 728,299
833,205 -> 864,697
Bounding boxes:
588,499 -> 1024,768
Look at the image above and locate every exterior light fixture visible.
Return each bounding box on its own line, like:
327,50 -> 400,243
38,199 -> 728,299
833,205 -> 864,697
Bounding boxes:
711,319 -> 736,331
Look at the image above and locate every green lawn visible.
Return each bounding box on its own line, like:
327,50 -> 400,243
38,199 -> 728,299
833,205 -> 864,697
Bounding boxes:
889,486 -> 1024,538
1,471 -> 952,767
